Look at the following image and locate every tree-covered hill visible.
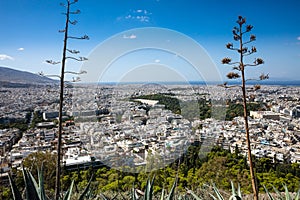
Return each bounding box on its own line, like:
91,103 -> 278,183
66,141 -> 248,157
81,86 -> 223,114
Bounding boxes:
4,146 -> 299,199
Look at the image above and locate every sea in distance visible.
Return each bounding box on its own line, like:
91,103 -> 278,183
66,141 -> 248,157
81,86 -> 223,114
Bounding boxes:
85,79 -> 300,86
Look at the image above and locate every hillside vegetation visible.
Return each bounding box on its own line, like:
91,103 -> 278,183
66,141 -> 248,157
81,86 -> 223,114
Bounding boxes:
5,146 -> 299,199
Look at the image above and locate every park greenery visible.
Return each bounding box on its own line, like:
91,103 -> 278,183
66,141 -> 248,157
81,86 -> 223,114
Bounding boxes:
131,93 -> 181,114
0,111 -> 31,131
4,146 -> 300,199
132,93 -> 266,121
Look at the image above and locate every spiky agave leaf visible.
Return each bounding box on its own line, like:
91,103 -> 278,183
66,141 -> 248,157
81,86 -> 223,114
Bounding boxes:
119,191 -> 127,200
35,163 -> 47,200
63,180 -> 74,200
144,176 -> 155,200
144,179 -> 151,200
295,189 -> 300,200
84,186 -> 97,200
186,189 -> 202,200
231,181 -> 237,197
22,167 -> 40,200
272,185 -> 283,199
132,186 -> 138,200
237,183 -> 242,198
263,185 -> 275,200
160,188 -> 165,200
28,168 -> 43,200
283,184 -> 292,200
229,195 -> 242,200
166,178 -> 177,200
209,193 -> 219,200
78,173 -> 94,200
228,181 -> 242,200
8,173 -> 23,200
179,194 -> 192,200
212,183 -> 224,200
99,193 -> 110,200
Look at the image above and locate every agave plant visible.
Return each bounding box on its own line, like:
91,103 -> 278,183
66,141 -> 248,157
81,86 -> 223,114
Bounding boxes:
130,176 -> 177,200
186,181 -> 242,200
12,168 -> 300,200
9,165 -> 49,200
264,184 -> 300,200
8,164 -> 94,200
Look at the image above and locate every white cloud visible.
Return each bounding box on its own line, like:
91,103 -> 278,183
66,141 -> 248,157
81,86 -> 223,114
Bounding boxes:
135,9 -> 151,15
154,59 -> 160,63
17,47 -> 24,51
120,9 -> 152,23
123,34 -> 137,39
125,14 -> 132,19
0,54 -> 14,61
136,16 -> 150,22
296,37 -> 300,45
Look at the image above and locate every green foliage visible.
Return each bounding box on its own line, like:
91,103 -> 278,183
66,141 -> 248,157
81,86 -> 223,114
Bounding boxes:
0,111 -> 31,131
22,151 -> 56,193
132,94 -> 181,114
121,176 -> 135,191
0,120 -> 28,131
225,101 -> 265,120
181,99 -> 211,120
30,110 -> 44,128
0,186 -> 12,200
131,92 -> 265,121
8,146 -> 300,199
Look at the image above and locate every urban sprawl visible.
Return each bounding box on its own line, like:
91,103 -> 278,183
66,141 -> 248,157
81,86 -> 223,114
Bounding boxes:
1,83 -> 300,176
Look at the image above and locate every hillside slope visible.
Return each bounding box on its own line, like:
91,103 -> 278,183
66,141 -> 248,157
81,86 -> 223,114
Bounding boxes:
0,66 -> 57,86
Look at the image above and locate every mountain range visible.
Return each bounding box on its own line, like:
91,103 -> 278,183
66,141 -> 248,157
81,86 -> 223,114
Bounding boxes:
0,66 -> 57,87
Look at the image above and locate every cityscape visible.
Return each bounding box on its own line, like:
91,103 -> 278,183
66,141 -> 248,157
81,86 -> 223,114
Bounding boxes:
1,81 -> 300,176
1,0 -> 300,199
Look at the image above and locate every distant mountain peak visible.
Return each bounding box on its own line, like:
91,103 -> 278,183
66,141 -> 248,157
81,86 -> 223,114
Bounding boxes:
0,66 -> 57,86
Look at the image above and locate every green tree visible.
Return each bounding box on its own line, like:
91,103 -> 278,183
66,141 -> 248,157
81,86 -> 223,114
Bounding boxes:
22,151 -> 57,195
30,110 -> 43,128
132,94 -> 181,114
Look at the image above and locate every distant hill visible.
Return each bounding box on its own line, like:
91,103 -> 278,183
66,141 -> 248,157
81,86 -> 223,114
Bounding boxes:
0,66 -> 58,87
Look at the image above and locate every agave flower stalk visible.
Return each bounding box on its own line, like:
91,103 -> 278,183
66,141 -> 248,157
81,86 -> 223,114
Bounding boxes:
221,16 -> 268,200
43,1 -> 89,199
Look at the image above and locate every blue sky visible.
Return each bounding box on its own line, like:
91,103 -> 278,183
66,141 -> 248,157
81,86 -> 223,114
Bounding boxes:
0,0 -> 300,82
